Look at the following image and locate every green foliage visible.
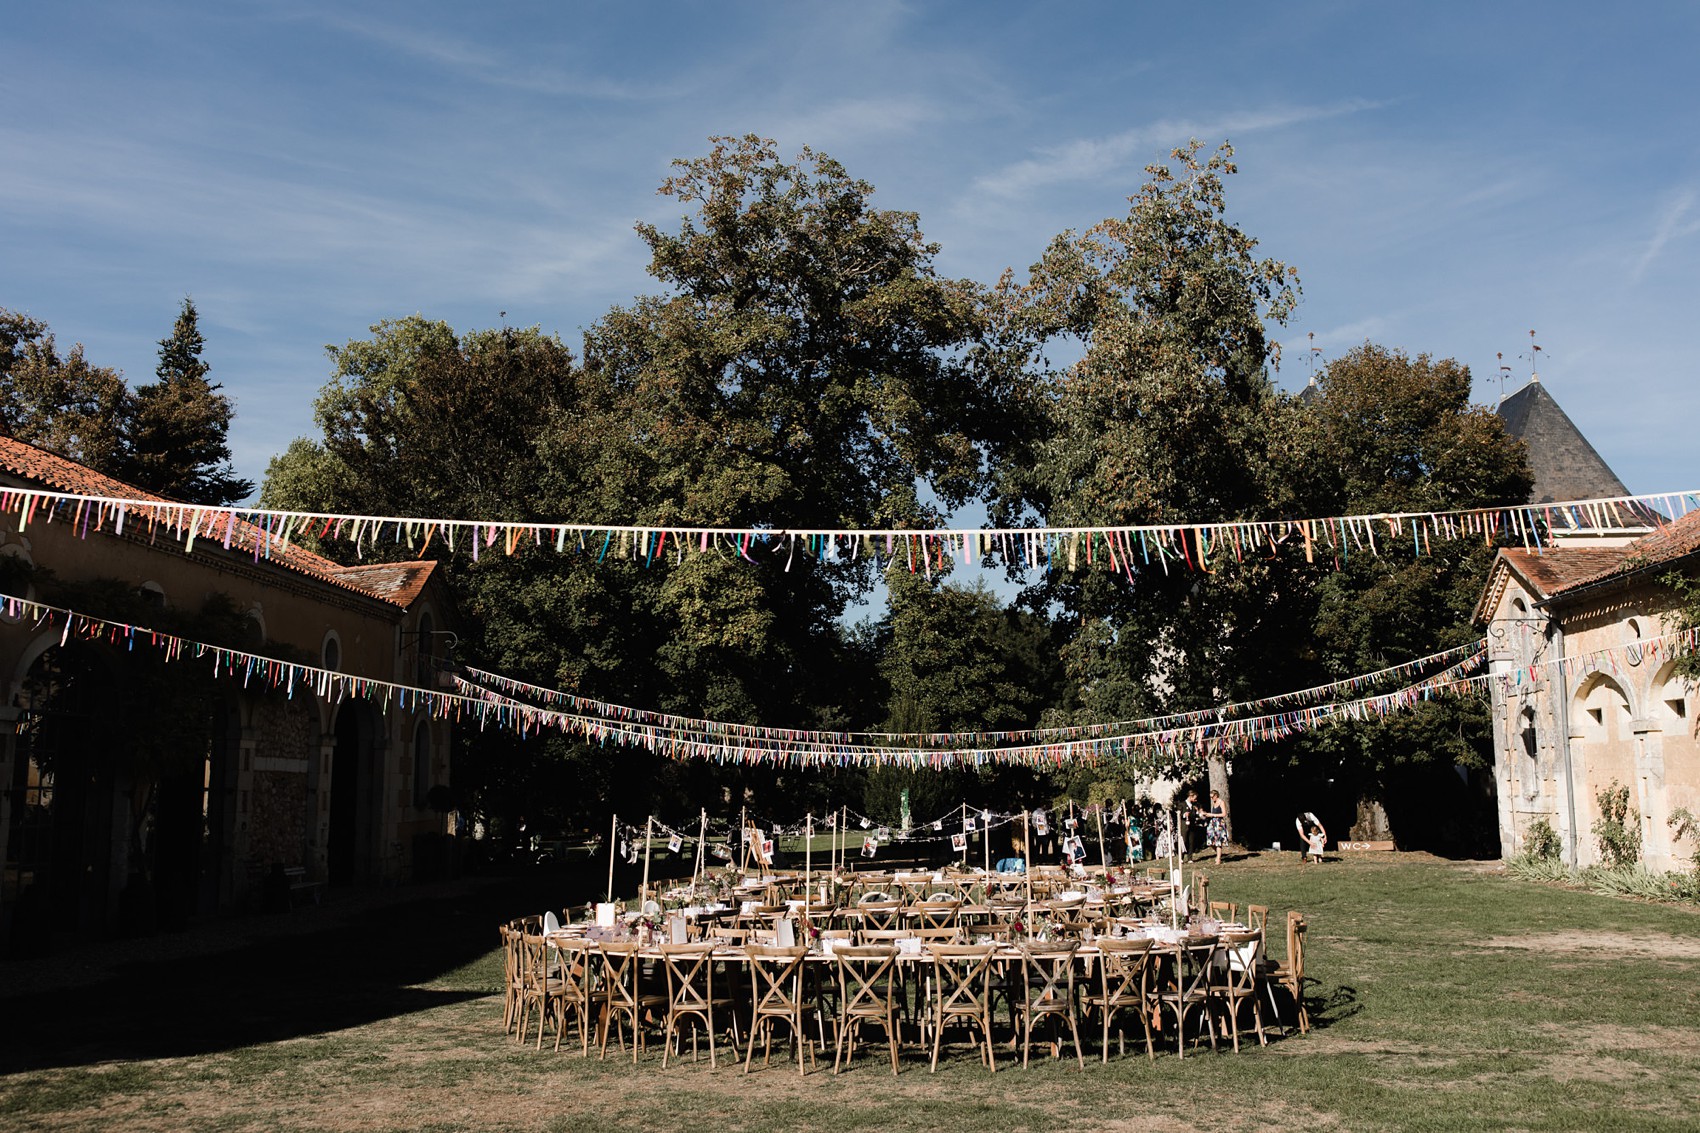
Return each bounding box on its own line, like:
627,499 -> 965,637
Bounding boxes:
261,139 -> 1027,833
1662,571 -> 1700,681
998,141 -> 1307,767
1591,779 -> 1641,868
0,307 -> 128,473
1669,806 -> 1700,884
1504,853 -> 1574,884
1524,816 -> 1562,861
1,302 -> 252,504
121,298 -> 253,505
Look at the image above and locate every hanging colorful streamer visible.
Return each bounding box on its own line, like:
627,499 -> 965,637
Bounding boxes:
4,590 -> 1692,774
458,640 -> 1485,750
2,484 -> 1692,579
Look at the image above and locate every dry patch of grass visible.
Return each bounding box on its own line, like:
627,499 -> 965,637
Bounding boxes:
1477,929 -> 1700,959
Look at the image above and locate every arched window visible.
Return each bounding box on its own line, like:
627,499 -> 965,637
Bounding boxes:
412,721 -> 432,810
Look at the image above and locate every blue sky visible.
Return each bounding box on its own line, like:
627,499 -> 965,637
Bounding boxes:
5,1 -> 1697,504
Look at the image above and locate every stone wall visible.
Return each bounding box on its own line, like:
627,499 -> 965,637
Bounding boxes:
246,695 -> 315,868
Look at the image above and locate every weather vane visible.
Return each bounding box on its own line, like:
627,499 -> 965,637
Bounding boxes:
1521,329 -> 1543,383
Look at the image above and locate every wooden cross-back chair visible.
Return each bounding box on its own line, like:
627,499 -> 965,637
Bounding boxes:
549,937 -> 598,1055
1260,911 -> 1310,1034
1152,935 -> 1219,1058
744,945 -> 815,1075
1081,936 -> 1156,1061
833,945 -> 902,1075
658,942 -> 731,1068
1211,929 -> 1267,1052
515,931 -> 551,1047
925,943 -> 998,1074
499,925 -> 524,1036
856,900 -> 904,933
1016,941 -> 1084,1068
595,941 -> 665,1063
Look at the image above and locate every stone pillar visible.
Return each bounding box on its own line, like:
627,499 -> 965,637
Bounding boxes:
1632,722 -> 1669,868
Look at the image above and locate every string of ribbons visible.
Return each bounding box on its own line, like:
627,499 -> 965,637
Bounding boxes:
3,484 -> 1692,578
4,591 -> 1690,772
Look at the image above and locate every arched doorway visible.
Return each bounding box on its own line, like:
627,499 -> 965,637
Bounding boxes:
6,641 -> 123,944
327,701 -> 381,886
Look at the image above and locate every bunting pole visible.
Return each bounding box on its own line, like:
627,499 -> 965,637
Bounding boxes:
606,812 -> 618,903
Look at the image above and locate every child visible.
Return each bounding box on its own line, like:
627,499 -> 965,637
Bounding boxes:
1299,813 -> 1327,863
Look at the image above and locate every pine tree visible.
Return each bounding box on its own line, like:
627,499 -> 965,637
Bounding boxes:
123,299 -> 254,505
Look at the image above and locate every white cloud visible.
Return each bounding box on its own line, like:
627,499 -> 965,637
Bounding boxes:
1631,187 -> 1700,283
975,99 -> 1384,199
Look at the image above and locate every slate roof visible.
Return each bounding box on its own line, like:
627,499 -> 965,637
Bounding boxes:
0,435 -> 435,610
1497,381 -> 1633,506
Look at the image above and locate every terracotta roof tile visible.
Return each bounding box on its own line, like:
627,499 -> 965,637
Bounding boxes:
0,435 -> 432,609
1500,509 -> 1700,604
327,561 -> 439,608
1500,548 -> 1629,598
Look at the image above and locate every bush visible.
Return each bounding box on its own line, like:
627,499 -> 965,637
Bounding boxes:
1506,855 -> 1574,884
1525,817 -> 1562,861
1581,864 -> 1675,900
1592,781 -> 1640,868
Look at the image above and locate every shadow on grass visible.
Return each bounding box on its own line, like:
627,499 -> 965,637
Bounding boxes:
0,871 -> 580,1074
1306,980 -> 1361,1030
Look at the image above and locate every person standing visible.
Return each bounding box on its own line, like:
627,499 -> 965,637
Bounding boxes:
1203,790 -> 1229,865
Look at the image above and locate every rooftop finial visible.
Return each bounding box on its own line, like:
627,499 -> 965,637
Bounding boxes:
1526,329 -> 1542,383
1305,331 -> 1321,387
1497,352 -> 1514,404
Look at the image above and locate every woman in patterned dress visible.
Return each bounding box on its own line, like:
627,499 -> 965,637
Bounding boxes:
1203,790 -> 1229,865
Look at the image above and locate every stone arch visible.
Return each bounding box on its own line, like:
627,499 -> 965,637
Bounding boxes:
1570,671 -> 1641,864
1651,658 -> 1693,728
1571,670 -> 1637,736
5,638 -> 126,936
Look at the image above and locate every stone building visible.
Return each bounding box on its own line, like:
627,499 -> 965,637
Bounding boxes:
0,436 -> 454,948
1476,508 -> 1700,869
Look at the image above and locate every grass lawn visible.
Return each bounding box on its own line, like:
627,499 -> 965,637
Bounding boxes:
2,853 -> 1696,1132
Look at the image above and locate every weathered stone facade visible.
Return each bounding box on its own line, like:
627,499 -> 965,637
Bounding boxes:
1478,512 -> 1700,869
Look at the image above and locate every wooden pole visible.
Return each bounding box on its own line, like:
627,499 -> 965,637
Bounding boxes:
1023,808 -> 1033,933
606,812 -> 618,902
739,805 -> 749,874
959,802 -> 969,869
690,808 -> 707,896
640,815 -> 655,905
1170,807 -> 1179,929
982,807 -> 991,875
1095,803 -> 1109,875
1123,798 -> 1131,865
804,812 -> 813,904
